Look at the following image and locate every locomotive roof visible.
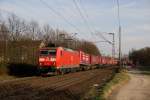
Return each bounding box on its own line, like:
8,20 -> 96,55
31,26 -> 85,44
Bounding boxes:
40,47 -> 76,52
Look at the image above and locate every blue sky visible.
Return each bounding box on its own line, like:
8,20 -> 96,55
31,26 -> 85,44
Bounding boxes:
0,0 -> 150,56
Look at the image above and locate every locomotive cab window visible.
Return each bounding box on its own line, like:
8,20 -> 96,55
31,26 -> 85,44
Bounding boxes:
40,50 -> 56,56
40,50 -> 49,55
48,50 -> 56,56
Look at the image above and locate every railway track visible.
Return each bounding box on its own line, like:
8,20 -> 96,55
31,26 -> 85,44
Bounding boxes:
48,71 -> 96,90
0,76 -> 37,84
0,66 -> 117,100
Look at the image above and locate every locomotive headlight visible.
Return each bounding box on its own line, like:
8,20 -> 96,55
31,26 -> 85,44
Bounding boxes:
39,58 -> 45,62
50,57 -> 56,61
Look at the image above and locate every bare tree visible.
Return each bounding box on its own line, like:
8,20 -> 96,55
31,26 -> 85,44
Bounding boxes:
7,14 -> 23,41
0,23 -> 9,41
42,24 -> 51,43
29,21 -> 40,40
0,13 -> 101,66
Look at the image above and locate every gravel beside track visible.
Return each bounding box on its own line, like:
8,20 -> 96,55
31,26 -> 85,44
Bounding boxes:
0,67 -> 117,100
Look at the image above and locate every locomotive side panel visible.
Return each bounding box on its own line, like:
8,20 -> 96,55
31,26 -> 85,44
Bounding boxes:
58,49 -> 80,68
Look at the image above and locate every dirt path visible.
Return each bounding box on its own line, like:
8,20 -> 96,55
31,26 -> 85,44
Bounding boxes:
109,70 -> 150,100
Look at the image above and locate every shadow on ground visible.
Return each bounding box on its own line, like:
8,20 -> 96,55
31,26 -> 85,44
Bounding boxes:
7,63 -> 38,77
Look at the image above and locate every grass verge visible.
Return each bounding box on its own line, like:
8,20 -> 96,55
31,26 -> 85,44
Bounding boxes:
99,69 -> 130,100
83,69 -> 130,100
0,63 -> 8,75
0,63 -> 15,81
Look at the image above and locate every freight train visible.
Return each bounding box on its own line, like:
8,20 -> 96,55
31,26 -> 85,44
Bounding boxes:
38,47 -> 118,75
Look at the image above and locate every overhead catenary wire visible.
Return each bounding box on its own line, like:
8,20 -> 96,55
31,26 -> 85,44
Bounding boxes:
40,0 -> 111,44
73,0 -> 106,42
76,0 -> 98,39
77,0 -> 89,21
8,0 -> 83,39
39,0 -> 82,34
75,0 -> 111,43
95,31 -> 112,43
72,0 -> 95,37
77,0 -> 96,34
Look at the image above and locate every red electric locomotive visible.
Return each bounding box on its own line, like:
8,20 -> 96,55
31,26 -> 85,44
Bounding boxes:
38,47 -> 80,74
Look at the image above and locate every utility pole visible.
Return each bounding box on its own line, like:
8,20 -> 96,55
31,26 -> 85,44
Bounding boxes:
119,26 -> 122,66
108,33 -> 115,58
72,33 -> 77,49
113,33 -> 115,58
116,0 -> 122,67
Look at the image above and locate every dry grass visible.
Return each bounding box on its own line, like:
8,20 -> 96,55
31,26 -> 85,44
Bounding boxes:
99,69 -> 130,100
0,63 -> 16,81
0,75 -> 15,81
82,69 -> 130,100
0,64 -> 8,75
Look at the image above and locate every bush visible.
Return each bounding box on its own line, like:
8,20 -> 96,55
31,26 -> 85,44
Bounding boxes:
0,63 -> 8,75
7,63 -> 38,77
129,47 -> 150,66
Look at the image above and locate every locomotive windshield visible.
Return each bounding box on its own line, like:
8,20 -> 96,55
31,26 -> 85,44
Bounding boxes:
40,49 -> 56,56
40,50 -> 49,55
